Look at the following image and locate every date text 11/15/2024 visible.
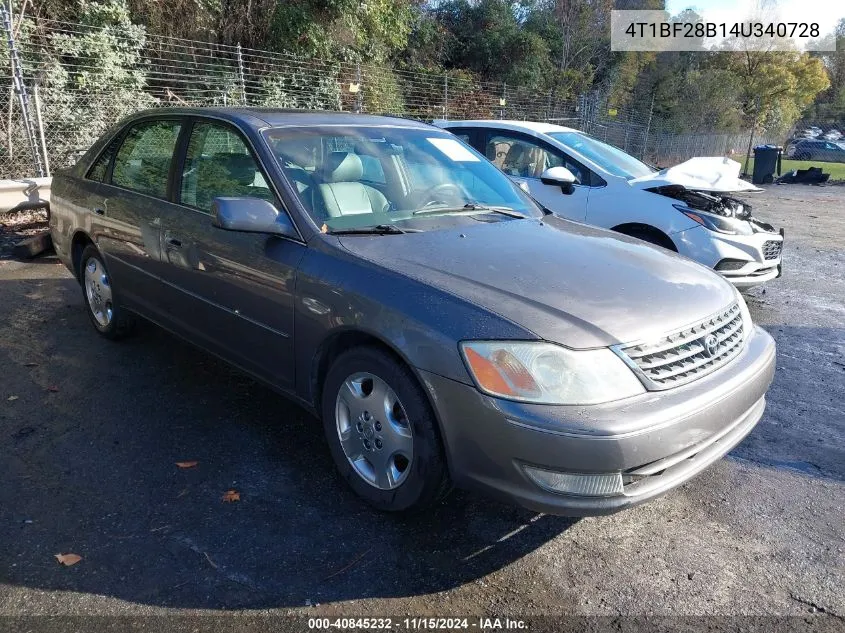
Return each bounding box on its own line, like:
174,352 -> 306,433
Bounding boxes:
307,617 -> 528,630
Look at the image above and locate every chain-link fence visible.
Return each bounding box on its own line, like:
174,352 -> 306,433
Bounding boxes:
0,18 -> 778,180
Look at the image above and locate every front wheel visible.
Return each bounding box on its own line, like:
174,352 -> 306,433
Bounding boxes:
321,346 -> 450,512
79,245 -> 135,340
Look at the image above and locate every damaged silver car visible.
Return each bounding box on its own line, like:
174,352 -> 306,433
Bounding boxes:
436,120 -> 785,288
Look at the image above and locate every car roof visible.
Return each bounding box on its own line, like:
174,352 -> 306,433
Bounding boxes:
126,107 -> 435,130
434,119 -> 581,135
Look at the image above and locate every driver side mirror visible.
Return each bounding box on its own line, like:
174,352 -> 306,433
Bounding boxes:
211,197 -> 298,239
540,166 -> 577,195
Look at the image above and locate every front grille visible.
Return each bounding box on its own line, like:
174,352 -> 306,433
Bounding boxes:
763,240 -> 782,260
614,303 -> 745,390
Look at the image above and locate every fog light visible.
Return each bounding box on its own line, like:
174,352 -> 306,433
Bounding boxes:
524,466 -> 624,497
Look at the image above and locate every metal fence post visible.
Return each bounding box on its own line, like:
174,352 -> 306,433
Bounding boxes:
443,75 -> 448,120
33,82 -> 49,177
355,63 -> 362,113
236,42 -> 246,105
643,94 -> 654,160
1,4 -> 44,177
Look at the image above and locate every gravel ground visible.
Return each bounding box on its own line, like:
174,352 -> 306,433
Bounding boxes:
0,185 -> 843,624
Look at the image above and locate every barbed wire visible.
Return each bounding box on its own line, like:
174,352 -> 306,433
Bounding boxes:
0,17 -> 819,179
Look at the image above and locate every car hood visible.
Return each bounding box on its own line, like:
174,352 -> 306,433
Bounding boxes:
628,157 -> 762,193
338,217 -> 736,349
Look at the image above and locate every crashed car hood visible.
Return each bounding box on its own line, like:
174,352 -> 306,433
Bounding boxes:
338,217 -> 736,349
628,157 -> 762,193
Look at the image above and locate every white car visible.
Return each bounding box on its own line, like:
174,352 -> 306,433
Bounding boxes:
435,120 -> 784,289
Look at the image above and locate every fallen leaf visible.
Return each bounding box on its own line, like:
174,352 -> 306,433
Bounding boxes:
54,553 -> 82,566
47,386 -> 59,393
320,223 -> 328,234
175,461 -> 198,469
222,489 -> 240,503
7,395 -> 18,401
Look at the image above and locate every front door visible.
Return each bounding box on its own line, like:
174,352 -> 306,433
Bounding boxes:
479,130 -> 590,221
155,119 -> 305,389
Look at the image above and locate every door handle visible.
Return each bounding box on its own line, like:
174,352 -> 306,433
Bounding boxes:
93,207 -> 105,216
165,237 -> 183,248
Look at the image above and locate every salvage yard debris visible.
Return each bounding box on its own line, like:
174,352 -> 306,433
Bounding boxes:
776,167 -> 830,185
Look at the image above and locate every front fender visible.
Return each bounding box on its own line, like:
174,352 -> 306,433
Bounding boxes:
292,240 -> 535,404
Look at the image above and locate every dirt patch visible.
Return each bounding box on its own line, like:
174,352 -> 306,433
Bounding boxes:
0,209 -> 49,259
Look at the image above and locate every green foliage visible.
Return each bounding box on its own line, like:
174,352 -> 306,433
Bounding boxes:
26,0 -> 158,167
267,0 -> 415,63
258,68 -> 342,111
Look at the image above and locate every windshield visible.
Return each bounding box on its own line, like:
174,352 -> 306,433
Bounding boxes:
548,131 -> 655,180
262,126 -> 542,232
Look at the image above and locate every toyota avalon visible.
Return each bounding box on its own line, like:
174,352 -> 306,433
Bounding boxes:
49,109 -> 776,515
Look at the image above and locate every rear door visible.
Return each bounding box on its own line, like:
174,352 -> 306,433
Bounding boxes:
94,118 -> 183,316
154,118 -> 305,389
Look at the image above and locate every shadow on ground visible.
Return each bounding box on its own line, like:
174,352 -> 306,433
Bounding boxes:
0,275 -> 576,610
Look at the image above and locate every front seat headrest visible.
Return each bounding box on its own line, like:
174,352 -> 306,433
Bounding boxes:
322,152 -> 363,183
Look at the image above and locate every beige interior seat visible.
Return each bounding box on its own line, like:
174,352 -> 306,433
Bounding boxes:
317,152 -> 389,217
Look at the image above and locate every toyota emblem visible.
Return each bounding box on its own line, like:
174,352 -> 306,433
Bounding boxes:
702,334 -> 719,357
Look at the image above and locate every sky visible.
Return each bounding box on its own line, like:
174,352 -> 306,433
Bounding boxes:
664,0 -> 845,40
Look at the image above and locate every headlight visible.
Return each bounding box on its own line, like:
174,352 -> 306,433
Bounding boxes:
674,204 -> 752,235
733,287 -> 754,341
460,341 -> 645,405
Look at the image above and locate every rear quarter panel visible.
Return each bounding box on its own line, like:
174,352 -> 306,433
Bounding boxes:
49,172 -> 103,277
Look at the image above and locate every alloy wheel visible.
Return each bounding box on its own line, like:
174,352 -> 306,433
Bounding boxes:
335,372 -> 414,490
84,256 -> 113,328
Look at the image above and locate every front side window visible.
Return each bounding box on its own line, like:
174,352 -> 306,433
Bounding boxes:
111,120 -> 181,198
486,134 -> 565,180
180,122 -> 275,212
263,126 -> 541,232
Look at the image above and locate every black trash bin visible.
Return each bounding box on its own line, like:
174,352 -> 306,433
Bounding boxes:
752,144 -> 782,184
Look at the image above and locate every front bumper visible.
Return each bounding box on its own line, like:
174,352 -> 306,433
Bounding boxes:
421,326 -> 776,516
673,225 -> 784,289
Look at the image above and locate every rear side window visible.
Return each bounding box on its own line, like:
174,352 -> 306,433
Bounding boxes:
111,120 -> 182,198
359,154 -> 385,184
87,136 -> 121,182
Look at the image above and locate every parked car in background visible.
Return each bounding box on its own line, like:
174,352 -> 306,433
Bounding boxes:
50,108 -> 776,516
823,129 -> 842,141
436,120 -> 784,289
801,127 -> 823,139
785,138 -> 845,163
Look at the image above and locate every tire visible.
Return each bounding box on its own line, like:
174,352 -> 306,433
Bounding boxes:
617,227 -> 676,251
79,244 -> 135,340
321,346 -> 450,512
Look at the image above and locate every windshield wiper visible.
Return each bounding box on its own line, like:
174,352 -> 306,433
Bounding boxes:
326,224 -> 410,235
412,203 -> 526,219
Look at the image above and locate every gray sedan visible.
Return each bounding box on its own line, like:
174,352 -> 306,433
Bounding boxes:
49,108 -> 776,515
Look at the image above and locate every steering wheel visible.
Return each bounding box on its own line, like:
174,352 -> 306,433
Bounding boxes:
415,182 -> 464,208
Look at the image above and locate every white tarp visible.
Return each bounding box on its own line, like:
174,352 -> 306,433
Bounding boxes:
629,157 -> 762,193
